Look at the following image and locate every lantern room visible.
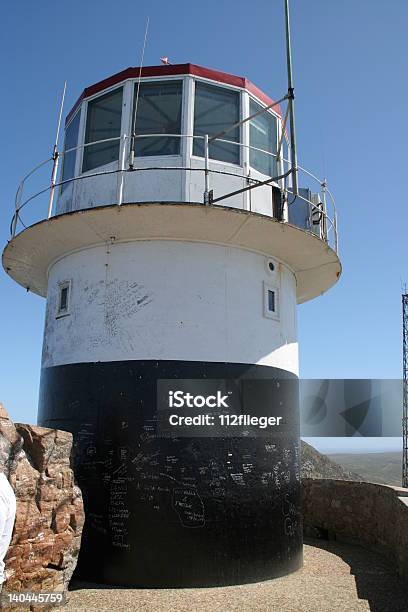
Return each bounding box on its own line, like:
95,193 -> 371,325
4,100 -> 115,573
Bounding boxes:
58,63 -> 290,217
4,62 -> 340,305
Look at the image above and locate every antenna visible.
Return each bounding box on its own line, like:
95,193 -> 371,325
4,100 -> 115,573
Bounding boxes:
47,81 -> 67,219
53,81 -> 67,158
129,17 -> 150,169
284,0 -> 299,196
403,289 -> 408,487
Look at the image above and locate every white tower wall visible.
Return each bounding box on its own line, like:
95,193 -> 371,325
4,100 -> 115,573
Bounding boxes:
42,241 -> 298,373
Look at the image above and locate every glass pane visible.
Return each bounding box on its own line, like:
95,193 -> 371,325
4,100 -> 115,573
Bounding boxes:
193,82 -> 240,164
60,287 -> 68,311
133,81 -> 182,156
268,289 -> 275,312
82,88 -> 123,172
282,137 -> 289,173
249,100 -> 277,176
61,111 -> 80,192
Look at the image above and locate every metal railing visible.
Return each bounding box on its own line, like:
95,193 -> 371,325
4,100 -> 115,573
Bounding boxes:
9,132 -> 338,254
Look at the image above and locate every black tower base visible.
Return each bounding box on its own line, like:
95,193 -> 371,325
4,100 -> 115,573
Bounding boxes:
38,360 -> 303,587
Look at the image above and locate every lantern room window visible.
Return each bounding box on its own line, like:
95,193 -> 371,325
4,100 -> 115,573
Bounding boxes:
82,87 -> 123,172
61,111 -> 80,193
193,82 -> 240,165
249,99 -> 278,176
132,81 -> 183,157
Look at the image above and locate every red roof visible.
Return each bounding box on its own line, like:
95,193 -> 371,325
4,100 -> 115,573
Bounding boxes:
66,63 -> 282,124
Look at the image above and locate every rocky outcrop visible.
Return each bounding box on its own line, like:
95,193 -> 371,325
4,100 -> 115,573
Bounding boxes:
300,441 -> 361,481
0,403 -> 84,595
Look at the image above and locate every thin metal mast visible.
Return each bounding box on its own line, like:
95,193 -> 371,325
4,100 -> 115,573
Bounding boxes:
284,0 -> 299,196
47,81 -> 67,219
129,17 -> 150,169
402,292 -> 408,487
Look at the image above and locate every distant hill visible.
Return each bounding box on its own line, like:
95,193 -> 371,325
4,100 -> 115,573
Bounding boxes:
328,452 -> 402,487
301,441 -> 361,480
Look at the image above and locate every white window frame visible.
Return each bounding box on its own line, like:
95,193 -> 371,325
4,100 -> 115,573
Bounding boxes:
263,281 -> 279,321
65,73 -> 285,181
59,108 -> 82,196
242,91 -> 251,210
56,280 -> 72,318
126,76 -> 185,162
191,77 -> 243,168
248,96 -> 280,180
80,84 -> 126,175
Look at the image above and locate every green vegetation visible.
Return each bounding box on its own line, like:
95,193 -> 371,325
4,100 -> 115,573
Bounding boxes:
328,452 -> 402,487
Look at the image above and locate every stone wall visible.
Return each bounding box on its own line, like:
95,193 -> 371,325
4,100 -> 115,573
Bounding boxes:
302,478 -> 408,579
0,403 -> 84,594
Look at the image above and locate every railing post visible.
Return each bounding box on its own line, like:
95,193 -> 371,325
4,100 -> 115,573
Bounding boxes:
204,134 -> 210,205
334,211 -> 339,254
47,151 -> 59,219
282,189 -> 289,222
11,212 -> 18,238
12,184 -> 22,237
320,179 -> 328,243
117,134 -> 127,206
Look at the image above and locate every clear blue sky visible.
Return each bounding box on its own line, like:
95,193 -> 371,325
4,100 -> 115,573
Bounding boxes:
0,0 -> 407,433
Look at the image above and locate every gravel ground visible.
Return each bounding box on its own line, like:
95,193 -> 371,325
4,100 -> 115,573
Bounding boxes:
59,539 -> 408,612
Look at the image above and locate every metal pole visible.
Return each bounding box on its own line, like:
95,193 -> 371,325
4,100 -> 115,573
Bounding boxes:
284,0 -> 299,196
204,134 -> 210,204
403,292 -> 408,488
209,94 -> 288,145
276,103 -> 290,169
12,184 -> 23,237
129,17 -> 150,169
211,168 -> 292,204
47,156 -> 59,219
117,134 -> 127,206
320,179 -> 328,242
11,212 -> 18,238
334,212 -> 338,253
48,81 -> 67,219
54,81 -> 67,156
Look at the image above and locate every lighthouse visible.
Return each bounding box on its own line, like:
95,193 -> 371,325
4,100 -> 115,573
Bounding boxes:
3,60 -> 340,586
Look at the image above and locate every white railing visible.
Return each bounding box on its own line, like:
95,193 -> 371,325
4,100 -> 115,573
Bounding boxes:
9,133 -> 338,254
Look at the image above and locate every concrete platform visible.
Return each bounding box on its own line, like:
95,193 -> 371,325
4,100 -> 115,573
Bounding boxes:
3,203 -> 341,303
60,538 -> 408,611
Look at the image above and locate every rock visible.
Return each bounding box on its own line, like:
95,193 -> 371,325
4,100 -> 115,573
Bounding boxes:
0,403 -> 84,605
16,425 -> 71,473
300,441 -> 361,480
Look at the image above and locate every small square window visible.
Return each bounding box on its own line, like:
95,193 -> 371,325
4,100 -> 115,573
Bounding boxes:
263,282 -> 279,320
268,289 -> 275,312
57,281 -> 71,317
